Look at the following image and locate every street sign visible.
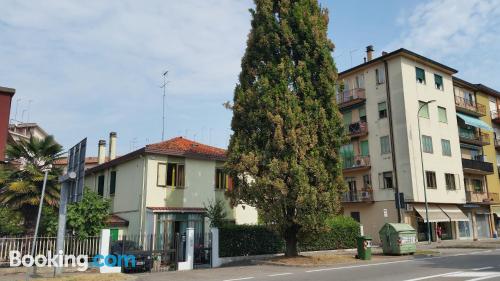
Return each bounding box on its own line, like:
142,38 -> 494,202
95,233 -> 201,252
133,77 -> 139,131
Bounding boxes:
66,138 -> 86,202
383,208 -> 388,218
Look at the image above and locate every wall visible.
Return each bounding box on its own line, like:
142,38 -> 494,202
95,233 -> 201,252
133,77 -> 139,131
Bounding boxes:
0,89 -> 14,160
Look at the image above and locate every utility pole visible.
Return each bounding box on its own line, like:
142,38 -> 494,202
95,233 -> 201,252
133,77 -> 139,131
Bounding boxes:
161,71 -> 169,141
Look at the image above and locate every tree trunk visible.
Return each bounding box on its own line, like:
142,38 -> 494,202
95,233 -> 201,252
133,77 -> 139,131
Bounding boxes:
284,225 -> 299,257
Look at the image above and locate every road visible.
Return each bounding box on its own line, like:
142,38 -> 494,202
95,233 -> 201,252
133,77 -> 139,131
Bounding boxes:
136,249 -> 500,281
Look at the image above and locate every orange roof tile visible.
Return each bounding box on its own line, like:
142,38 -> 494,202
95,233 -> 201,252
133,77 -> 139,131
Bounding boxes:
145,137 -> 226,161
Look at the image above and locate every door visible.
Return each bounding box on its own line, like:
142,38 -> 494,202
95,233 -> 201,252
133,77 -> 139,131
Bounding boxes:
476,214 -> 491,238
110,229 -> 119,241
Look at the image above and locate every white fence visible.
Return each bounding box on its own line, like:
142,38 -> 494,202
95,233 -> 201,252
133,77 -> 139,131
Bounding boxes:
0,236 -> 101,263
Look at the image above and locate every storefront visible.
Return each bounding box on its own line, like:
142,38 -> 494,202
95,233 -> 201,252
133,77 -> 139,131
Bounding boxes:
491,205 -> 500,236
460,204 -> 493,240
413,204 -> 469,241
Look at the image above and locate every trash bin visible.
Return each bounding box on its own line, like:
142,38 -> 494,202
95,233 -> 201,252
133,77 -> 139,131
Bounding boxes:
356,236 -> 372,260
379,223 -> 417,255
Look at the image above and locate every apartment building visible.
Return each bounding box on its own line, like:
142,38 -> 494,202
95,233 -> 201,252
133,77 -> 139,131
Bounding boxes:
0,86 -> 15,161
338,47 -> 468,242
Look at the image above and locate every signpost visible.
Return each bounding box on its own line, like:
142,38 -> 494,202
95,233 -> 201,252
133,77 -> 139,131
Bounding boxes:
54,138 -> 87,275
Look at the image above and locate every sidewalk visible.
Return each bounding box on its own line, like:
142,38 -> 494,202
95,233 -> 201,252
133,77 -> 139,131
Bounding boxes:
417,238 -> 500,250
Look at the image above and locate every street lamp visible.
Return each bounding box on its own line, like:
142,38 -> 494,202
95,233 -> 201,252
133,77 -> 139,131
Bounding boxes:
417,99 -> 436,244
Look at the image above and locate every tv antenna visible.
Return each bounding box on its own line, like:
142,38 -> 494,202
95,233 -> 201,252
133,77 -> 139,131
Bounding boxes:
160,70 -> 170,141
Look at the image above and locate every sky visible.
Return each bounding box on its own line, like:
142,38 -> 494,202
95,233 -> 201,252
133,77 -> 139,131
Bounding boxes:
1,0 -> 499,157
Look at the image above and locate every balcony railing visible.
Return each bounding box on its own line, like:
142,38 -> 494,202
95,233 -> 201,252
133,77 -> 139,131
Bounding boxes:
342,155 -> 370,170
346,121 -> 368,137
465,191 -> 499,203
336,88 -> 366,109
342,189 -> 374,203
454,95 -> 486,117
459,129 -> 490,146
462,158 -> 494,175
491,110 -> 500,124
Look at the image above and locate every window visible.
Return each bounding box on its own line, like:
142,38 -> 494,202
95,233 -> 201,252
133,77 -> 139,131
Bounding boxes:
383,172 -> 393,189
422,135 -> 433,153
350,212 -> 361,223
98,175 -> 105,196
425,171 -> 437,189
110,171 -> 117,196
215,168 -> 233,190
356,74 -> 365,89
416,67 -> 426,84
376,68 -> 385,84
363,174 -> 371,188
380,136 -> 391,154
438,107 -> 447,123
359,106 -> 367,122
434,74 -> 443,90
441,139 -> 451,156
418,101 -> 429,118
378,101 -> 387,119
472,179 -> 483,192
445,173 -> 456,190
157,163 -> 167,187
166,163 -> 185,188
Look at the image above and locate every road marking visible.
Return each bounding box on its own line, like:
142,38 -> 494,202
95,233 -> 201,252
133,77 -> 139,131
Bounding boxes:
472,267 -> 494,271
466,273 -> 500,281
268,273 -> 293,277
305,259 -> 418,273
449,272 -> 498,277
222,277 -> 254,281
400,271 -> 463,281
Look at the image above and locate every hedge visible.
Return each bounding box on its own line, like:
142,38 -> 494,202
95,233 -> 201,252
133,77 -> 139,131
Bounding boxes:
219,216 -> 359,257
219,225 -> 283,257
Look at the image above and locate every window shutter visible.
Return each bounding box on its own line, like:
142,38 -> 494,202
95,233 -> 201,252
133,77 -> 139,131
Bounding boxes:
359,107 -> 366,118
378,102 -> 387,111
438,107 -> 447,123
435,74 -> 443,85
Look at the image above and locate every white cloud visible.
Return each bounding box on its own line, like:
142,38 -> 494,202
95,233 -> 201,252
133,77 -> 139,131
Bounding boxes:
0,0 -> 253,152
389,0 -> 500,88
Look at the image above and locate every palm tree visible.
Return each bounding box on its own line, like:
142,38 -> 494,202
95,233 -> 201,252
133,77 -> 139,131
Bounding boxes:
0,136 -> 63,233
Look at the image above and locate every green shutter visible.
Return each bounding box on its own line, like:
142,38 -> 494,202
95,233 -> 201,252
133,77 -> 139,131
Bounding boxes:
378,102 -> 387,111
380,136 -> 390,154
360,140 -> 369,156
110,171 -> 116,195
422,136 -> 433,153
416,67 -> 425,81
343,110 -> 352,126
435,74 -> 443,88
441,139 -> 451,156
340,144 -> 354,168
438,107 -> 447,123
110,229 -> 119,241
419,102 -> 429,118
359,106 -> 366,118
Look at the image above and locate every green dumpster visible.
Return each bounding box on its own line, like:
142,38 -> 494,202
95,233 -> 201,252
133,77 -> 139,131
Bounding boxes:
379,223 -> 417,255
356,236 -> 372,260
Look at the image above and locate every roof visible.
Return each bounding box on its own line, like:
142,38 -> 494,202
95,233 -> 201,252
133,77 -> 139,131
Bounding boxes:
146,207 -> 206,213
145,137 -> 226,161
453,77 -> 500,98
54,156 -> 107,166
0,86 -> 16,96
339,48 -> 457,78
86,136 -> 226,174
106,214 -> 129,227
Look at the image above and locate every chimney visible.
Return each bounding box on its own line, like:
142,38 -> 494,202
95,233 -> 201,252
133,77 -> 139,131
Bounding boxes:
109,132 -> 117,161
98,140 -> 106,164
366,45 -> 374,61
382,51 -> 388,56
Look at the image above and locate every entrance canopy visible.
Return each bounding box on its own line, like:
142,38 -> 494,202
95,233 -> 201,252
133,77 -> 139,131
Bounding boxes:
414,204 -> 449,222
439,205 -> 469,222
456,113 -> 493,131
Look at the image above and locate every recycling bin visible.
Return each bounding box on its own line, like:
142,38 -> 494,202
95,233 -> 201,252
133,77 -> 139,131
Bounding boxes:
356,236 -> 372,260
379,223 -> 417,255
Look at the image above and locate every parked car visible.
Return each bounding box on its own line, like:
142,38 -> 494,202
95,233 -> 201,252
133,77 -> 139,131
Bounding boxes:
110,240 -> 152,272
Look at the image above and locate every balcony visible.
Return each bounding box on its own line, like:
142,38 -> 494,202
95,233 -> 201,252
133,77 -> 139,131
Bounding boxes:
462,158 -> 494,175
459,128 -> 490,146
454,96 -> 486,117
346,121 -> 368,137
491,110 -> 500,124
336,88 -> 366,110
465,191 -> 499,203
342,155 -> 370,172
342,189 -> 374,203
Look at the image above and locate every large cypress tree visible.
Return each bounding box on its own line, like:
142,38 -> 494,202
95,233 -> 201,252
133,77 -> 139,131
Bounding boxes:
226,0 -> 346,256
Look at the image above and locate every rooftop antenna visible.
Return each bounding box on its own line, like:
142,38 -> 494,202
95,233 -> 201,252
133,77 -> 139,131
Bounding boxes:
27,100 -> 33,123
14,98 -> 21,123
349,49 -> 358,67
160,70 -> 169,141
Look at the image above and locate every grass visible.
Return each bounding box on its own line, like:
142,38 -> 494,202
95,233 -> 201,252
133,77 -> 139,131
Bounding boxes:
414,250 -> 440,255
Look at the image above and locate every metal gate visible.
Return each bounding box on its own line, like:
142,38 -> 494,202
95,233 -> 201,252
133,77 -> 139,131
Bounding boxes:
194,231 -> 212,268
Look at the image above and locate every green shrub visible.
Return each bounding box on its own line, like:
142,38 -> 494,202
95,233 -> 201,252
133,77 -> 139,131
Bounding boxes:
299,216 -> 360,251
219,225 -> 283,257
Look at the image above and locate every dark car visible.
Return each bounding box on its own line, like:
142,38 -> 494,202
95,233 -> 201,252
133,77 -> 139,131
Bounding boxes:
110,240 -> 152,272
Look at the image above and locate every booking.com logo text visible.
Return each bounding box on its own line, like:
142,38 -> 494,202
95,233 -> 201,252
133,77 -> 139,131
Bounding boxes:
9,250 -> 136,271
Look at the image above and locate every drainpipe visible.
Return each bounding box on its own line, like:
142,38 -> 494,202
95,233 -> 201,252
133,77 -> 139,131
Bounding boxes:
384,60 -> 402,223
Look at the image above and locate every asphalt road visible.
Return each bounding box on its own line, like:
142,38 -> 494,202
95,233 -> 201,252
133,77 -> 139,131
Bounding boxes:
137,249 -> 500,281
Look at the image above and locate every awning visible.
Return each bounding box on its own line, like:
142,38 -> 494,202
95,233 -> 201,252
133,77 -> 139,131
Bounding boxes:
491,206 -> 500,217
439,205 -> 469,222
414,204 -> 450,222
456,113 -> 493,131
